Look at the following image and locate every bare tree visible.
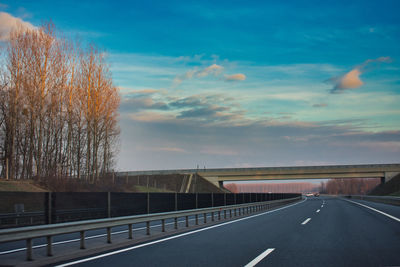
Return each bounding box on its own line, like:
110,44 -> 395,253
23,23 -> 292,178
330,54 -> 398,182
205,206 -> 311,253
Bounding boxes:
0,22 -> 120,182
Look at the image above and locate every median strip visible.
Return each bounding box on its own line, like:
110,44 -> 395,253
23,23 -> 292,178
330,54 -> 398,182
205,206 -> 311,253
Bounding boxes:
244,248 -> 275,267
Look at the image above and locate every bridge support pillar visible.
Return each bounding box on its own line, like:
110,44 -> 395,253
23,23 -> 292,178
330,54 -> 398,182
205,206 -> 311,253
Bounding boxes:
382,172 -> 400,184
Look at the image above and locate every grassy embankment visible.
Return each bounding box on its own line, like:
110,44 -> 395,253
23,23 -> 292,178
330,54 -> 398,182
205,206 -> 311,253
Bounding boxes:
368,173 -> 400,196
0,178 -> 172,193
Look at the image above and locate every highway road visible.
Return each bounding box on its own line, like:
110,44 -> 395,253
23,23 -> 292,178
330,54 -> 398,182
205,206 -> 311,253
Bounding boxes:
0,196 -> 399,266
49,196 -> 400,267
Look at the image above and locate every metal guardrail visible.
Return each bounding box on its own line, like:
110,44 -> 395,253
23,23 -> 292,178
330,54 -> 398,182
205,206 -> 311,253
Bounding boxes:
345,195 -> 400,206
0,196 -> 301,261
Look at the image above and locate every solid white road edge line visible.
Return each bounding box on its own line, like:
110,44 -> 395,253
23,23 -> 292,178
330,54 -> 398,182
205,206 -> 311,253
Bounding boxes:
316,209 -> 320,213
244,248 -> 275,267
55,198 -> 307,267
301,218 -> 311,225
342,198 -> 400,223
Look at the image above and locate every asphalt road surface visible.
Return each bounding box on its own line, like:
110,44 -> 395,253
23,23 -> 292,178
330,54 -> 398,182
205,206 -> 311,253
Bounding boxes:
50,196 -> 400,267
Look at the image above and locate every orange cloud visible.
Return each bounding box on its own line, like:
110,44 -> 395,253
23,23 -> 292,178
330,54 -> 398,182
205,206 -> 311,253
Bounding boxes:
329,56 -> 391,94
225,73 -> 246,81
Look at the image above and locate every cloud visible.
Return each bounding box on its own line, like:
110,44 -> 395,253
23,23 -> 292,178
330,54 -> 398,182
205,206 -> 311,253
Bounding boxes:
312,103 -> 328,108
173,64 -> 245,85
168,94 -> 245,123
0,12 -> 35,41
119,111 -> 400,170
177,106 -> 228,119
173,64 -> 224,85
225,73 -> 246,81
328,57 -> 392,94
197,64 -> 224,77
120,96 -> 169,112
156,147 -> 187,153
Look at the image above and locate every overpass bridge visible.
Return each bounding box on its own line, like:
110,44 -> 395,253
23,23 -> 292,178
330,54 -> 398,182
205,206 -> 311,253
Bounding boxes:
119,163 -> 400,188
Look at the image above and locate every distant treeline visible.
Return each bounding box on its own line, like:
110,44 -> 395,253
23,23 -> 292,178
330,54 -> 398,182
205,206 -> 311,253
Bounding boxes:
0,23 -> 120,182
225,178 -> 380,195
225,182 -> 319,193
320,178 -> 380,195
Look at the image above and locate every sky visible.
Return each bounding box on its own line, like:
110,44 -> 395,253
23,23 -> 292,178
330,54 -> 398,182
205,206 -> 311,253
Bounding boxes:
1,0 -> 400,171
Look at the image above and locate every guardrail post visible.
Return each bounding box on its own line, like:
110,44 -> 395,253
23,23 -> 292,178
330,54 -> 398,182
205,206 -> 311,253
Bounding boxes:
26,238 -> 33,261
212,211 -> 214,221
128,224 -> 133,239
162,219 -> 166,232
47,236 -> 53,256
146,221 -> 150,235
218,210 -> 221,220
186,216 -> 189,227
239,208 -> 241,216
224,210 -> 227,219
229,209 -> 232,218
107,227 -> 112,243
204,213 -> 207,223
195,214 -> 198,225
174,217 -> 178,229
234,208 -> 237,217
80,231 -> 85,249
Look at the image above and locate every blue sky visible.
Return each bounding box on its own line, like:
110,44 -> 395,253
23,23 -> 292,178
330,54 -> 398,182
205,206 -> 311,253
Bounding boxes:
1,0 -> 399,170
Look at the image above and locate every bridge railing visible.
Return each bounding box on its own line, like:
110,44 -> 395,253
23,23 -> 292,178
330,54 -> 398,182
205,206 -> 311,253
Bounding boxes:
0,196 -> 301,261
345,195 -> 400,206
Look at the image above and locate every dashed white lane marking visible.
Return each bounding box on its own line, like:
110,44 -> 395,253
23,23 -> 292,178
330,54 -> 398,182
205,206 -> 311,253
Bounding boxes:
342,199 -> 400,223
244,248 -> 275,267
316,209 -> 320,213
301,218 -> 311,225
55,199 -> 307,267
321,205 -> 324,208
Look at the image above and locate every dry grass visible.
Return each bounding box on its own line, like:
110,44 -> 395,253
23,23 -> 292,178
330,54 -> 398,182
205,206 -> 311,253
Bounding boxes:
0,179 -> 48,192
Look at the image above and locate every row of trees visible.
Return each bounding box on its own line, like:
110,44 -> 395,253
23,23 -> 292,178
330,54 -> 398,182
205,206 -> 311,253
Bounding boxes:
225,182 -> 319,193
0,23 -> 120,182
320,178 -> 380,195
